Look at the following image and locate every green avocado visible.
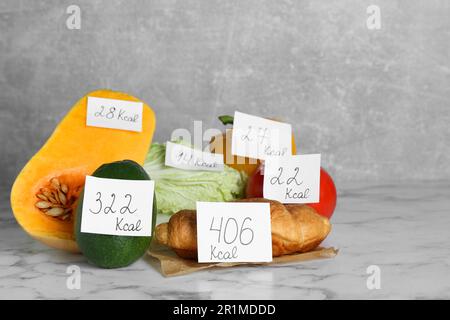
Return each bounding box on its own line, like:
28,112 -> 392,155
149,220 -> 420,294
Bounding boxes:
75,160 -> 157,269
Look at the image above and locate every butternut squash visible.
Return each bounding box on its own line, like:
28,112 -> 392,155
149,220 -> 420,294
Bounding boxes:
10,90 -> 156,252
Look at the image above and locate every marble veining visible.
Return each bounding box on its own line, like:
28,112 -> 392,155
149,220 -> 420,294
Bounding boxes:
0,182 -> 449,299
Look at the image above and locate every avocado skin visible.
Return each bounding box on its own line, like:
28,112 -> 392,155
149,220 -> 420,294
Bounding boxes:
75,160 -> 157,269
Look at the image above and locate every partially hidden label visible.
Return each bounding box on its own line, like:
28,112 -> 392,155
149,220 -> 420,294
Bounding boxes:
263,154 -> 321,204
86,96 -> 143,132
231,111 -> 292,160
165,141 -> 224,172
80,176 -> 154,237
196,201 -> 272,263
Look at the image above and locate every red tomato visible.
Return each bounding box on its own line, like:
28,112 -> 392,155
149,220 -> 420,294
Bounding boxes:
246,165 -> 337,219
245,165 -> 264,198
307,168 -> 337,219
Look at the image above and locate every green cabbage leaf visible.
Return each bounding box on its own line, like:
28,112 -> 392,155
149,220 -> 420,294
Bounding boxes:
143,143 -> 247,215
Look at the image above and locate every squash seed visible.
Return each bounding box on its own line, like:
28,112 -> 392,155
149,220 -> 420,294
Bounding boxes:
45,207 -> 65,217
48,195 -> 58,204
53,190 -> 60,203
42,189 -> 53,198
36,194 -> 48,201
50,178 -> 60,189
35,201 -> 52,209
58,190 -> 67,205
61,184 -> 68,194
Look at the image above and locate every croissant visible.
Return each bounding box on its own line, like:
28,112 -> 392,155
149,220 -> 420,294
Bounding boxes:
155,198 -> 331,259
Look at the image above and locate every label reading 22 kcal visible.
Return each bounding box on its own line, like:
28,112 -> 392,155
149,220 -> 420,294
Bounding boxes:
86,96 -> 143,132
196,202 -> 272,263
263,154 -> 321,204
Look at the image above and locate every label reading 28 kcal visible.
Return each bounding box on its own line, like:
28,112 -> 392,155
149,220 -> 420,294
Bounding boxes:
196,202 -> 272,263
165,141 -> 224,172
80,176 -> 154,237
86,96 -> 143,132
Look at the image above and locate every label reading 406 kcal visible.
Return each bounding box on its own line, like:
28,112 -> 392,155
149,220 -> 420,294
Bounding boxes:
196,202 -> 272,263
80,176 -> 154,237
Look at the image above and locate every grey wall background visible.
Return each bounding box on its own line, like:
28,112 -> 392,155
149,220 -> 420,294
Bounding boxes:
1,0 -> 449,202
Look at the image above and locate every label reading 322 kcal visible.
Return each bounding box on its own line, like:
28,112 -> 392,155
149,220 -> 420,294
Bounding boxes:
80,176 -> 155,237
196,202 -> 272,263
86,96 -> 143,132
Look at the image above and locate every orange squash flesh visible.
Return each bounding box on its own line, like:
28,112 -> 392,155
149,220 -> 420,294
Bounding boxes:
10,90 -> 156,252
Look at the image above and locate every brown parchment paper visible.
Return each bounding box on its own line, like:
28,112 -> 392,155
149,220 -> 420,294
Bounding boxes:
147,242 -> 338,277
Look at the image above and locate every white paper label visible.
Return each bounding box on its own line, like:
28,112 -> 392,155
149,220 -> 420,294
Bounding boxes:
165,141 -> 224,172
196,202 -> 272,263
231,111 -> 292,160
86,96 -> 143,132
263,154 -> 321,204
80,176 -> 154,237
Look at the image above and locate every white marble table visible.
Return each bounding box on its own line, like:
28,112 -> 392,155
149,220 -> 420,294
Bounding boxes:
1,182 -> 449,299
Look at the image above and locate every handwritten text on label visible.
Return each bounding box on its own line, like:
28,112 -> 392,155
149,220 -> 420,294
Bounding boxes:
231,111 -> 292,160
80,176 -> 154,237
263,154 -> 321,204
196,202 -> 272,263
165,142 -> 224,172
86,97 -> 143,132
